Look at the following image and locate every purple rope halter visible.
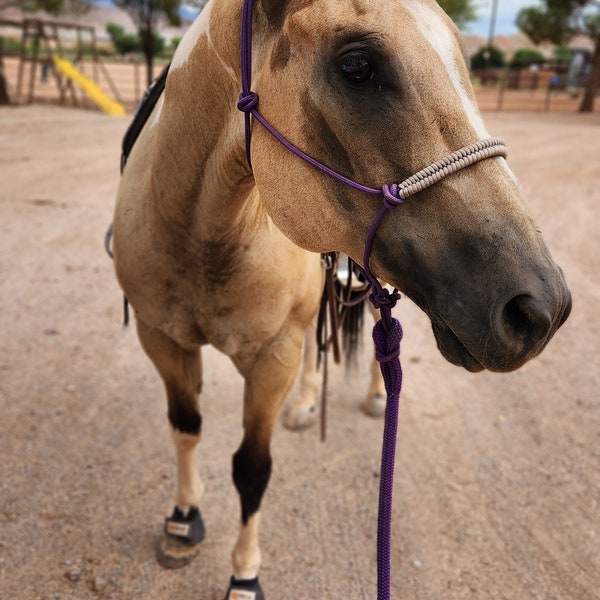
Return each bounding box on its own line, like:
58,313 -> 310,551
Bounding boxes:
237,1 -> 507,597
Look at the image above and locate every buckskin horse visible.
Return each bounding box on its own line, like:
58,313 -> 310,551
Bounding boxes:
110,0 -> 572,597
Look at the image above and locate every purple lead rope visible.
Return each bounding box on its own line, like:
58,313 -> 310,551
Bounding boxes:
361,210 -> 403,600
239,1 -> 402,597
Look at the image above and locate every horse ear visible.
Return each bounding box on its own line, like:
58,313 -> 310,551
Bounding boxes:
260,0 -> 290,25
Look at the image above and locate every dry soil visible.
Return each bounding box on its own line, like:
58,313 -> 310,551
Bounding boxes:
0,106 -> 599,600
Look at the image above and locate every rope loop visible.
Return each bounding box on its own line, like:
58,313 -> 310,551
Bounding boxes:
370,286 -> 401,310
237,91 -> 259,113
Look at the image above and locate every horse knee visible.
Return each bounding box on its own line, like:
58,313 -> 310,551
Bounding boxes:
168,390 -> 202,436
232,441 -> 272,523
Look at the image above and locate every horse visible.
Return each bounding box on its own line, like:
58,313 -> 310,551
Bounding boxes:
283,266 -> 389,430
110,0 -> 571,597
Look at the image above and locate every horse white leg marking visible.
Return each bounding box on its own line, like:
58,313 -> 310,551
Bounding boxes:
407,0 -> 520,186
283,321 -> 320,430
232,512 -> 262,580
171,428 -> 204,512
363,304 -> 387,418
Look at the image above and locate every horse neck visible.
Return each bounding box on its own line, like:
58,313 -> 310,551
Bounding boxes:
150,0 -> 263,240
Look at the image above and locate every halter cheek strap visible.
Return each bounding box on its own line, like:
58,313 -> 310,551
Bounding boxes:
238,1 -> 507,598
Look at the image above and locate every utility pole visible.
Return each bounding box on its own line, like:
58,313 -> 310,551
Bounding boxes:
484,0 -> 500,80
487,0 -> 499,49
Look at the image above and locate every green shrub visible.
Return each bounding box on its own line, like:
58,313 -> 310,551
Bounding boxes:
471,45 -> 506,69
510,48 -> 546,69
106,22 -> 141,55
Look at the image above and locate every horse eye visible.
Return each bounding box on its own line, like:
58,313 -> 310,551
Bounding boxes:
339,52 -> 373,83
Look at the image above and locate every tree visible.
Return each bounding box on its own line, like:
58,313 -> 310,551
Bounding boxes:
113,0 -> 181,86
170,35 -> 182,51
554,44 -> 573,65
516,0 -> 600,112
436,0 -> 477,30
471,45 -> 506,69
0,0 -> 88,14
510,48 -> 546,69
106,22 -> 141,55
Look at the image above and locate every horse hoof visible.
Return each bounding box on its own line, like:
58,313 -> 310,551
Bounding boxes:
283,403 -> 317,431
156,534 -> 201,569
156,506 -> 205,569
363,392 -> 386,418
224,575 -> 265,600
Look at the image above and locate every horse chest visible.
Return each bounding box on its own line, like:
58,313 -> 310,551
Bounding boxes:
153,250 -> 321,357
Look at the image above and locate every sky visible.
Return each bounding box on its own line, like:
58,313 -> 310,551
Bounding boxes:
466,0 -> 540,39
96,0 -> 540,40
181,1 -> 542,38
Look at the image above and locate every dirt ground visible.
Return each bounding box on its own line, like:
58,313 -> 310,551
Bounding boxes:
0,105 -> 598,600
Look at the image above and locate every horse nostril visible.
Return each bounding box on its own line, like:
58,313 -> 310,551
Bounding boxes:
502,294 -> 552,345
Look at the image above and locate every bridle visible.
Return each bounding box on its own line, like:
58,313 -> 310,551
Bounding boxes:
236,0 -> 507,598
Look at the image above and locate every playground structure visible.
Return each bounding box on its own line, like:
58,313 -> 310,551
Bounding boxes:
0,17 -> 125,114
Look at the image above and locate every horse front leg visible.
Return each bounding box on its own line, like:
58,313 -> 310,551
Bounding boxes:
136,318 -> 206,569
284,303 -> 387,426
283,320 -> 320,430
226,327 -> 305,600
363,303 -> 387,417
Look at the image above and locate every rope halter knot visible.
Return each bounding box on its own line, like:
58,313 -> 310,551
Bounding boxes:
237,91 -> 259,112
370,286 -> 401,311
381,184 -> 405,209
361,137 -> 508,297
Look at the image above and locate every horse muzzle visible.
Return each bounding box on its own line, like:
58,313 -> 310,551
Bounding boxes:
429,279 -> 572,373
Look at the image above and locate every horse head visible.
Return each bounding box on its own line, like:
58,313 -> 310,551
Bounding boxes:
243,0 -> 571,372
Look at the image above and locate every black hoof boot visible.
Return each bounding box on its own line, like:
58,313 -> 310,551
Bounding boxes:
164,506 -> 205,544
224,575 -> 265,600
156,506 -> 205,569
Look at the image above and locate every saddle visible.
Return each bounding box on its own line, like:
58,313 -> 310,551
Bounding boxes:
104,64 -> 171,325
120,64 -> 171,174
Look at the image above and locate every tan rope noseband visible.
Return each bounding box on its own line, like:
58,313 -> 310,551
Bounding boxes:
392,138 -> 507,199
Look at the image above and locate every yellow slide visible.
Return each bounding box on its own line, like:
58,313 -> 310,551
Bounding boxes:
53,57 -> 125,116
